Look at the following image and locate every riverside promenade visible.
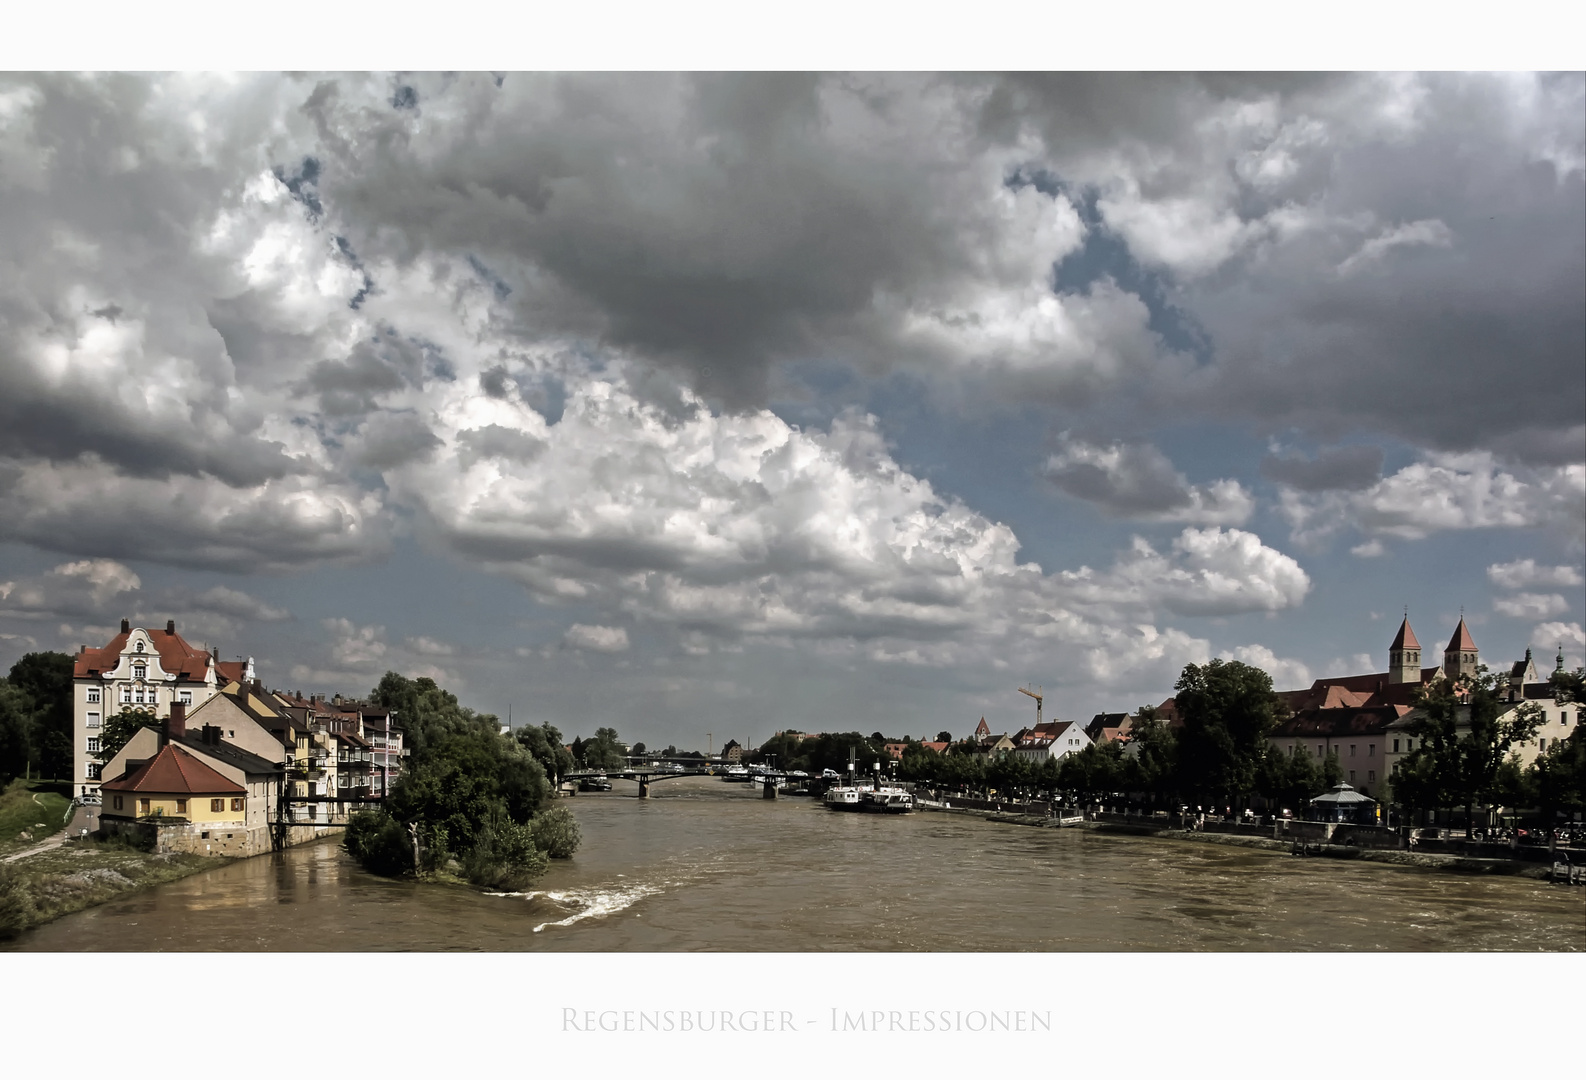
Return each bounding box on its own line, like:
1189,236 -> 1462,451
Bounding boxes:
913,798 -> 1586,884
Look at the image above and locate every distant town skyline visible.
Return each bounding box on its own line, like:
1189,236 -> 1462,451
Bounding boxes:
1,72 -> 1582,747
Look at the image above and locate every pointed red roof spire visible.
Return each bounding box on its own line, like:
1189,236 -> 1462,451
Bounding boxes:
1390,616 -> 1420,651
975,717 -> 990,736
1446,617 -> 1477,652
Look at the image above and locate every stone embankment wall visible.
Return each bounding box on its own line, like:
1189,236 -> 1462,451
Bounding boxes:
99,818 -> 335,857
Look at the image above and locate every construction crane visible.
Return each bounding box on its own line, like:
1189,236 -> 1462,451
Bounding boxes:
1017,685 -> 1043,726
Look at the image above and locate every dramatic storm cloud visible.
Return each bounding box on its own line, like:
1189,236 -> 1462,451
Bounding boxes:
1,72 -> 1581,738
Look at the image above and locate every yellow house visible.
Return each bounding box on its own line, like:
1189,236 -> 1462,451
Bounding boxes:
100,743 -> 247,829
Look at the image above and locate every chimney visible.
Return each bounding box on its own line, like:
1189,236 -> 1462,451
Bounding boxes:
168,700 -> 187,740
121,618 -> 130,633
202,724 -> 221,746
166,619 -> 176,634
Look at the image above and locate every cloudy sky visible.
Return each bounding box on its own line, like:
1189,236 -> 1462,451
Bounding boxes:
0,72 -> 1581,749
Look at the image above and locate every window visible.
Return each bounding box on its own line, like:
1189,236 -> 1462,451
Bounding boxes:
120,687 -> 131,704
175,799 -> 187,815
1316,744 -> 1323,757
133,663 -> 146,680
86,737 -> 99,753
135,641 -> 144,653
87,687 -> 100,703
1349,770 -> 1356,783
138,798 -> 150,815
180,690 -> 192,705
147,688 -> 157,705
211,799 -> 225,813
1368,744 -> 1375,757
113,796 -> 123,810
1393,739 -> 1399,752
231,797 -> 244,812
1350,744 -> 1357,757
86,711 -> 100,729
86,762 -> 101,780
1539,738 -> 1547,751
1368,770 -> 1376,783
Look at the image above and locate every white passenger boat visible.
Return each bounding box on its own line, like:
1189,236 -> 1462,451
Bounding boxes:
721,765 -> 751,782
823,785 -> 863,810
823,783 -> 914,813
860,787 -> 915,813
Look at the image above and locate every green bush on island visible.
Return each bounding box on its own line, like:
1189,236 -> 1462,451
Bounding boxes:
344,809 -> 414,876
342,672 -> 582,886
530,805 -> 580,859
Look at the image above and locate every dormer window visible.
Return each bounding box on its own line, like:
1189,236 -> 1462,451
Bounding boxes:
135,641 -> 144,653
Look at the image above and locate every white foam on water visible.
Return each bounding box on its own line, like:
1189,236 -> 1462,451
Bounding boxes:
531,880 -> 668,932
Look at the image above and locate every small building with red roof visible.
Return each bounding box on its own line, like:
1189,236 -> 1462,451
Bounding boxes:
100,743 -> 247,827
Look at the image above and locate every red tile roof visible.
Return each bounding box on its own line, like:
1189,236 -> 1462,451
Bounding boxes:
1389,617 -> 1420,651
1446,618 -> 1477,653
100,743 -> 246,795
75,624 -> 215,681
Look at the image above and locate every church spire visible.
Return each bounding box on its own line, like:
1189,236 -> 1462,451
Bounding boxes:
1443,616 -> 1479,683
1389,615 -> 1422,684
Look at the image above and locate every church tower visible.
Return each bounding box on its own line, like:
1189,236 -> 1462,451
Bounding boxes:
1443,617 -> 1479,684
1388,616 -> 1421,684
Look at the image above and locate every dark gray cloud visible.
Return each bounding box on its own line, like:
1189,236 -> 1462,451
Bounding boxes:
1261,445 -> 1384,492
1042,436 -> 1253,524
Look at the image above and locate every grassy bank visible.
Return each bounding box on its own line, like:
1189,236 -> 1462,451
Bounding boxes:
0,778 -> 73,855
0,837 -> 222,939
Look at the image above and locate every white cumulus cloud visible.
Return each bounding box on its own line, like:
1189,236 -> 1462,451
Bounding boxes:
563,624 -> 631,653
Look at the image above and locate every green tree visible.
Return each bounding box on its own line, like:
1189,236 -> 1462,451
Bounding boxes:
1548,666 -> 1585,704
935,730 -> 954,744
1403,671 -> 1543,838
1522,724 -> 1586,859
515,722 -> 575,784
1256,744 -> 1329,812
7,653 -> 73,779
581,726 -> 626,770
97,707 -> 159,762
1172,659 -> 1284,807
345,671 -> 577,883
1121,715 -> 1178,806
1057,742 -> 1124,801
0,681 -> 31,783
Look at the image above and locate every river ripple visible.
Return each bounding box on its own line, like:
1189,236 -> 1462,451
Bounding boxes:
10,777 -> 1583,951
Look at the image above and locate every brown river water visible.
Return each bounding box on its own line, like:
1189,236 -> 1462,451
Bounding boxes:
10,776 -> 1584,951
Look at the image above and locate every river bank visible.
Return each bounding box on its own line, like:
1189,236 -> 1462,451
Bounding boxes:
957,807 -> 1576,882
0,838 -> 221,939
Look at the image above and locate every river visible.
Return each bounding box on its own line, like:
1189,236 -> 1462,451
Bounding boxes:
9,776 -> 1583,951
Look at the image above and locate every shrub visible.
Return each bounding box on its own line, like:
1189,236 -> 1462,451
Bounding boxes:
462,809 -> 548,891
344,810 -> 414,877
530,805 -> 581,859
0,863 -> 35,939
